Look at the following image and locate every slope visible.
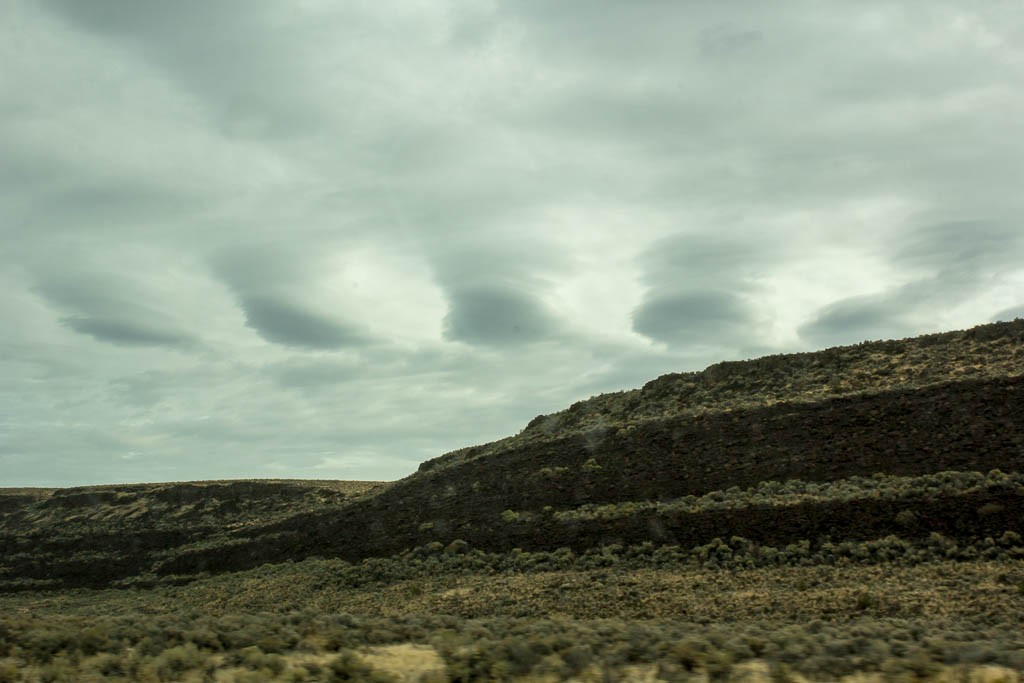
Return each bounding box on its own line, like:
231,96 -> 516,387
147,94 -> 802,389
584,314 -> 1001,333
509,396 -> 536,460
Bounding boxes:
2,319 -> 1023,590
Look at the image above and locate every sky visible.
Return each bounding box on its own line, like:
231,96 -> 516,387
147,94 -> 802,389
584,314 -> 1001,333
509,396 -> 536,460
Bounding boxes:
2,1 -> 1023,486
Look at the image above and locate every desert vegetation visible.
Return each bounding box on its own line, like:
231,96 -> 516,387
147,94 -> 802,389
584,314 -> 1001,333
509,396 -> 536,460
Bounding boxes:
2,320 -> 1023,680
2,588 -> 1023,681
423,319 -> 1024,473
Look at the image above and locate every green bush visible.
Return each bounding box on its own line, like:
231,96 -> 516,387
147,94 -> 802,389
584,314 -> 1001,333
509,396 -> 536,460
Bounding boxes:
444,539 -> 469,555
38,654 -> 75,683
500,509 -> 520,523
88,652 -> 125,677
0,661 -> 18,683
154,643 -> 209,681
327,650 -> 397,682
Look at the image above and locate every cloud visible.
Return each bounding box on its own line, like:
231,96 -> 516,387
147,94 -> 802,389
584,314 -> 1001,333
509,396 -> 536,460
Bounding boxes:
639,233 -> 776,289
36,1 -> 309,126
632,291 -> 754,346
239,295 -> 370,350
442,286 -> 562,347
992,305 -> 1024,323
628,233 -> 776,349
61,316 -> 193,348
891,220 -> 1023,275
38,0 -> 224,35
797,218 -> 1024,347
33,272 -> 197,349
265,358 -> 362,390
699,24 -> 763,59
798,291 -> 918,348
32,181 -> 207,232
4,2 -> 1024,485
209,244 -> 315,295
209,243 -> 378,350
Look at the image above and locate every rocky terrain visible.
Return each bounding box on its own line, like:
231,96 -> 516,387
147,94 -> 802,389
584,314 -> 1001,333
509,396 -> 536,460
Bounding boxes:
1,319 -> 1022,681
3,320 -> 1022,590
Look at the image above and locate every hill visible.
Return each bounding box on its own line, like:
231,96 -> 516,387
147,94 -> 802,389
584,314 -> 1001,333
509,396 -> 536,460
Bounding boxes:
2,320 -> 1023,681
2,319 -> 1022,590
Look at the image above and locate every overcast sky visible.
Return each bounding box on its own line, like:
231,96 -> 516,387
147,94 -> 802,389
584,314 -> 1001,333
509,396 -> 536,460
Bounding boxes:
3,1 -> 1023,486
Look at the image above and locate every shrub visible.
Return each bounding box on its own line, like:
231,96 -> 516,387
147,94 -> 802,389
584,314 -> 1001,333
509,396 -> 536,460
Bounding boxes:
978,503 -> 1006,516
154,643 -> 208,681
38,654 -> 75,683
895,509 -> 917,527
444,540 -> 469,555
23,629 -> 71,664
562,645 -> 594,675
327,650 -> 397,682
89,652 -> 126,677
500,509 -> 520,523
537,466 -> 569,479
183,626 -> 223,651
704,648 -> 734,682
999,531 -> 1022,547
669,639 -> 707,672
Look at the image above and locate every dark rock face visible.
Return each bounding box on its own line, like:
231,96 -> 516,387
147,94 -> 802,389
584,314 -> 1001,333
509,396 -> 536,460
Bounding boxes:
155,375 -> 1024,579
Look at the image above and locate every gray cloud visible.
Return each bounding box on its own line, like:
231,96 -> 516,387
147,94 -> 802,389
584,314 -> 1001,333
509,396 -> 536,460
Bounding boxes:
38,0 -> 324,140
891,220 -> 1024,275
239,296 -> 370,350
268,359 -> 362,390
639,233 -> 777,290
61,316 -> 193,348
39,0 -> 226,35
801,219 -> 1024,347
443,286 -> 561,347
34,182 -> 206,233
436,243 -> 565,290
209,244 -> 376,350
992,305 -> 1024,323
632,291 -> 754,346
109,371 -> 168,409
798,290 -> 919,348
4,1 -> 1024,485
32,273 -> 196,349
209,244 -> 317,295
629,233 -> 776,349
699,25 -> 763,59
498,1 -> 720,69
35,277 -> 130,317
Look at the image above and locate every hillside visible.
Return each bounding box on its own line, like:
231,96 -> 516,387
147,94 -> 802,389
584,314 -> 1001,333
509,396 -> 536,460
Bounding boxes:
2,320 -> 1022,591
3,320 -> 1024,681
0,480 -> 387,590
422,319 -> 1024,472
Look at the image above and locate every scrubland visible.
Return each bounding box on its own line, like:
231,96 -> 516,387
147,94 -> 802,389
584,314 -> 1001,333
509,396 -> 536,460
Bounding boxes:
2,321 -> 1024,681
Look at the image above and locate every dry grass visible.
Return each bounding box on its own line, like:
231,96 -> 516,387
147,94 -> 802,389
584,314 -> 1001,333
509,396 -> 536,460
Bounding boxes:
361,643 -> 447,682
4,559 -> 1020,625
312,561 -> 1023,622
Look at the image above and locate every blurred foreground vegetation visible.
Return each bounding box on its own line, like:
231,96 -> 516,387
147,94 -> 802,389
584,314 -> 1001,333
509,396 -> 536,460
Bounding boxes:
2,536 -> 1022,681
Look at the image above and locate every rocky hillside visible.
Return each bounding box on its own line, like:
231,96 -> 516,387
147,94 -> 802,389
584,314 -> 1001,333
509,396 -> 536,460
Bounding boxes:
2,320 -> 1022,590
0,480 -> 385,590
422,319 -> 1024,473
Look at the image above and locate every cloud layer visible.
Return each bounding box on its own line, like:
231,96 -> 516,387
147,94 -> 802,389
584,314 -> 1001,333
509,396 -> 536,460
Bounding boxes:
2,1 -> 1022,485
